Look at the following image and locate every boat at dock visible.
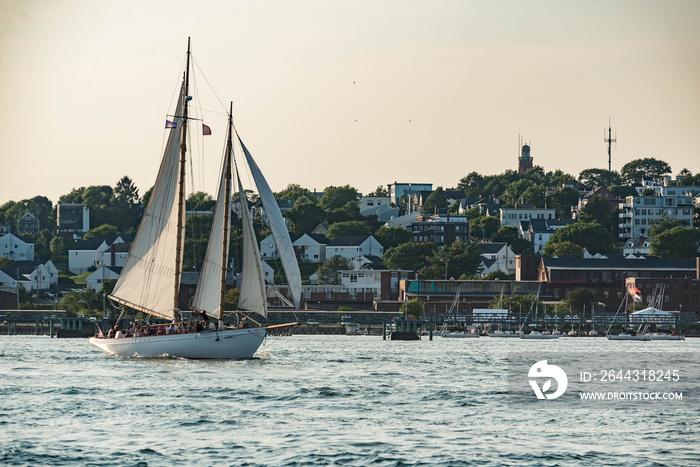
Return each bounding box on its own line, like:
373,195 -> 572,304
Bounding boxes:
90,39 -> 300,359
519,331 -> 559,340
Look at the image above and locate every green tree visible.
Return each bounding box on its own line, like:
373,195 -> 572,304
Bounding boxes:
470,216 -> 500,241
285,199 -> 326,234
367,185 -> 388,197
421,187 -> 448,215
224,288 -> 240,310
649,227 -> 700,258
0,256 -> 11,269
579,195 -> 613,230
648,213 -> 688,238
543,241 -> 584,258
458,172 -> 485,198
60,289 -> 102,317
421,240 -> 483,280
326,201 -> 362,224
374,226 -> 412,250
546,222 -> 615,255
84,224 -> 118,239
186,191 -> 215,211
317,256 -> 353,285
620,158 -> 671,184
50,237 -> 64,261
326,221 -> 371,240
492,226 -> 530,255
398,298 -> 423,318
383,242 -> 436,274
504,179 -> 535,206
578,168 -> 621,188
546,187 -> 580,219
275,184 -> 314,200
561,287 -> 598,314
489,292 -> 542,314
320,185 -> 358,210
482,270 -> 511,280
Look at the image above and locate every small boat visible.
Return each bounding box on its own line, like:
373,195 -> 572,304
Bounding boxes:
90,39 -> 300,359
488,330 -> 520,338
606,333 -> 650,341
647,333 -> 685,341
520,331 -> 559,340
441,331 -> 479,338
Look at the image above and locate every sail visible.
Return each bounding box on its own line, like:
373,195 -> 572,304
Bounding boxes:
239,138 -> 302,308
236,170 -> 268,318
109,89 -> 185,320
191,148 -> 230,317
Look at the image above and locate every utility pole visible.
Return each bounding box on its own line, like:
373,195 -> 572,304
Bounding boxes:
604,118 -> 617,172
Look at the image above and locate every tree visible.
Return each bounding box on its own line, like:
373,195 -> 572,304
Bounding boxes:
275,184 -> 314,200
285,199 -> 326,234
470,216 -> 500,241
648,213 -> 688,238
620,158 -> 671,184
482,270 -> 511,280
50,237 -> 64,261
542,241 -> 584,258
561,288 -> 598,314
489,292 -> 542,314
492,226 -> 531,255
579,195 -> 613,230
578,169 -> 621,188
421,240 -> 483,280
546,221 -> 615,255
546,187 -> 580,219
374,226 -> 412,250
421,187 -> 448,215
326,201 -> 362,224
457,172 -> 485,198
398,298 -> 423,318
0,256 -> 11,269
317,256 -> 353,285
319,185 -> 358,210
367,185 -> 388,197
84,224 -> 118,239
224,288 -> 240,310
504,179 -> 535,206
326,221 -> 371,240
383,242 -> 436,274
649,227 -> 700,258
187,191 -> 215,211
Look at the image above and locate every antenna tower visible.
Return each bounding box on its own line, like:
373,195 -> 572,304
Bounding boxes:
604,118 -> 617,172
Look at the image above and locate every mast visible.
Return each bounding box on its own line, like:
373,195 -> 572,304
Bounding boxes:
173,37 -> 191,320
220,102 -> 234,321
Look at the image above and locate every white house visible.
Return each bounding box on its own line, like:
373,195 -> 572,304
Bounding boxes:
259,233 -> 301,262
0,233 -> 34,261
476,242 -> 515,276
68,235 -> 133,274
326,236 -> 384,261
0,260 -> 58,291
500,208 -> 556,228
86,266 -> 121,291
293,234 -> 328,263
359,195 -> 392,217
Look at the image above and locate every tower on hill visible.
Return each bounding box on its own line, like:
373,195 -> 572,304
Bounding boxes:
518,143 -> 533,173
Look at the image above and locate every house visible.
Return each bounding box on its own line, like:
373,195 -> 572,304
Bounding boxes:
0,260 -> 58,291
477,242 -> 515,276
526,218 -> 577,254
304,269 -> 412,308
359,195 -> 391,217
17,212 -> 40,236
618,193 -> 694,241
410,214 -> 469,247
571,186 -> 620,219
538,256 -> 697,311
326,236 -> 384,261
500,207 -> 556,228
0,233 -> 35,261
387,182 -> 432,213
293,234 -> 328,263
260,233 -> 301,262
86,266 -> 121,291
67,234 -> 134,274
57,203 -> 90,239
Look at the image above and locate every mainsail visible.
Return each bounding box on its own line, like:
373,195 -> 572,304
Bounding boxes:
239,138 -> 302,308
235,166 -> 268,318
109,87 -> 186,320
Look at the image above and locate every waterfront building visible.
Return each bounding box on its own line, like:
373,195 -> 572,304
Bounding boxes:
618,193 -> 695,241
625,258 -> 700,313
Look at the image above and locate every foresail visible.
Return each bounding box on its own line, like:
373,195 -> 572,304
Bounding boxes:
239,138 -> 302,309
191,151 -> 229,317
236,171 -> 268,318
109,89 -> 185,321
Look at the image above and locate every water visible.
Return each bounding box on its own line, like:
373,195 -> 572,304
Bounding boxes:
1,335 -> 699,466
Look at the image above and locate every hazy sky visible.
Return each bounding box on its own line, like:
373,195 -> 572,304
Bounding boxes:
1,0 -> 699,204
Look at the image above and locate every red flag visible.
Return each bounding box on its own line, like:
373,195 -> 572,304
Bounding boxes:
202,124 -> 212,136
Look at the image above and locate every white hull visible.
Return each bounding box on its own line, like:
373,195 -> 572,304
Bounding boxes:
520,333 -> 559,339
441,332 -> 479,338
89,327 -> 266,359
606,334 -> 649,341
488,332 -> 520,338
647,334 -> 685,341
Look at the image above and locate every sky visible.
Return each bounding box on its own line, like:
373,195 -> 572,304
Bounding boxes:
1,0 -> 699,204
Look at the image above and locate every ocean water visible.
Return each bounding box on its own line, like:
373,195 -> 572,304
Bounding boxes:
1,334 -> 699,466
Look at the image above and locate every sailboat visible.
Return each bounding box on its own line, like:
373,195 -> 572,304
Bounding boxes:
90,40 -> 300,358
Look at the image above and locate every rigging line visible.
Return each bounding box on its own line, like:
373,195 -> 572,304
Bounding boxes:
191,56 -> 228,114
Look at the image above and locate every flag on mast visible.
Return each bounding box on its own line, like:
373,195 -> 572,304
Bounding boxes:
202,124 -> 212,136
